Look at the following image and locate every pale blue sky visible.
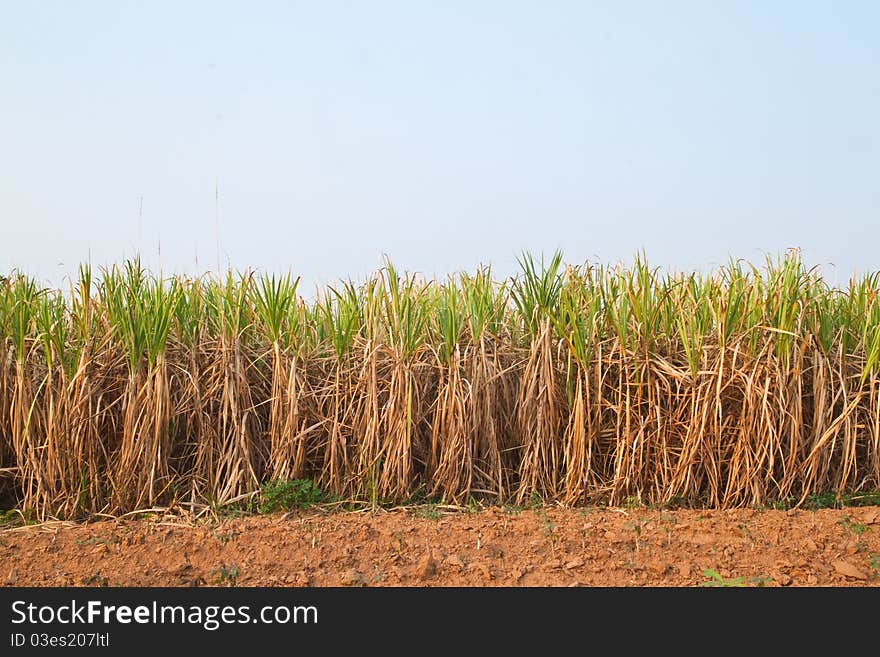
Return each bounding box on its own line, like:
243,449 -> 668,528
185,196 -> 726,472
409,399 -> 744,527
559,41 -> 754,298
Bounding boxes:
2,1 -> 878,289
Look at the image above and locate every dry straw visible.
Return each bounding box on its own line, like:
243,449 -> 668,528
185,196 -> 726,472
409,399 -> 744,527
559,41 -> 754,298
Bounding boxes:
1,250 -> 878,519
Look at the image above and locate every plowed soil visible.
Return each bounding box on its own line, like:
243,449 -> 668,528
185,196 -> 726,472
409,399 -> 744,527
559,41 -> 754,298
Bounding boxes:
2,506 -> 879,587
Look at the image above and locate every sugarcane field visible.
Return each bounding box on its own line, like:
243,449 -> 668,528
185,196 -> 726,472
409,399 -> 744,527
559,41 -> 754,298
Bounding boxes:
4,3 -> 879,602
2,253 -> 879,586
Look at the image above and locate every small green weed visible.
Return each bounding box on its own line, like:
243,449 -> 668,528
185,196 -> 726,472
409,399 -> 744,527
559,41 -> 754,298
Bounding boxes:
537,509 -> 559,546
414,504 -> 441,520
804,490 -> 880,510
0,510 -> 24,528
699,568 -> 770,587
622,495 -> 645,509
772,496 -> 796,510
528,491 -> 543,509
839,516 -> 870,537
212,564 -> 240,587
258,479 -> 326,514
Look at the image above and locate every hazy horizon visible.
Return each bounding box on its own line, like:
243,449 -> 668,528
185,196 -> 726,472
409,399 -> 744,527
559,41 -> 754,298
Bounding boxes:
2,2 -> 878,290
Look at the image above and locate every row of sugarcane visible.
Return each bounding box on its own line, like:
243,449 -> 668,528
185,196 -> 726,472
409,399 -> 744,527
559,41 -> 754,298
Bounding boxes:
1,250 -> 879,519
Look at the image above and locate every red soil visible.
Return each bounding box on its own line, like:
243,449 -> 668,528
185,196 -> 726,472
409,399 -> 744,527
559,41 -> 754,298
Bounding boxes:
2,506 -> 879,587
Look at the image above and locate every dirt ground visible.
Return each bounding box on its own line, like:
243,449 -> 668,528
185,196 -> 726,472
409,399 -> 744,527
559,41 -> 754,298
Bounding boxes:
2,505 -> 879,587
